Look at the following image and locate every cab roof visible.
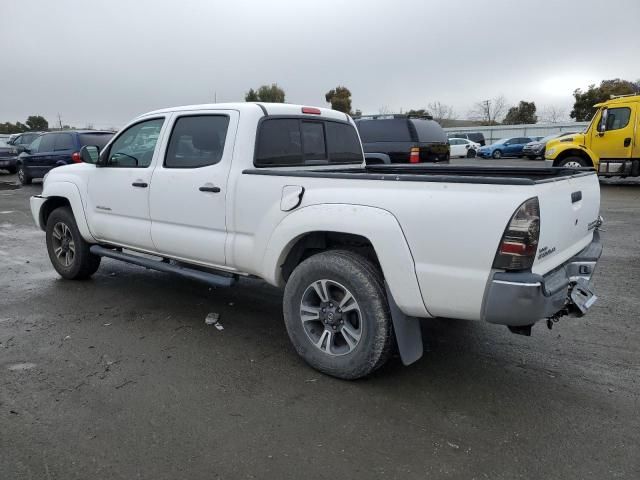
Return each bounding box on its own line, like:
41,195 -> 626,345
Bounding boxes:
142,102 -> 350,122
594,93 -> 640,107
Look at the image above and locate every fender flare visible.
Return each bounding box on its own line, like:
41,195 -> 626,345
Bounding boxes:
551,144 -> 598,166
262,203 -> 430,319
40,181 -> 96,243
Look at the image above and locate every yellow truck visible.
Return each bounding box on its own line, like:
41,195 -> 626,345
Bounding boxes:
545,94 -> 639,177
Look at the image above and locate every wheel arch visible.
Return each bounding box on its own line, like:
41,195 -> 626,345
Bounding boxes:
262,203 -> 430,318
553,148 -> 595,167
39,182 -> 96,242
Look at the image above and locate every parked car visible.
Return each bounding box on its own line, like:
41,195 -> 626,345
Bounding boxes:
30,102 -> 602,379
477,137 -> 534,159
448,137 -> 480,158
523,132 -> 576,159
447,131 -> 486,146
17,130 -> 114,185
545,94 -> 640,177
355,115 -> 449,164
8,131 -> 43,152
0,139 -> 19,173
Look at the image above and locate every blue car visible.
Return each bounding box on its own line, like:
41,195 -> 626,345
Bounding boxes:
477,136 -> 535,159
17,130 -> 114,185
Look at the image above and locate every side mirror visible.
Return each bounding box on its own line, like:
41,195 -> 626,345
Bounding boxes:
80,145 -> 100,164
597,108 -> 608,134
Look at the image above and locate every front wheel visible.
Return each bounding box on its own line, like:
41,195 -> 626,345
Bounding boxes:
46,207 -> 101,279
466,149 -> 476,158
492,149 -> 502,159
283,250 -> 394,380
558,156 -> 588,168
17,163 -> 32,185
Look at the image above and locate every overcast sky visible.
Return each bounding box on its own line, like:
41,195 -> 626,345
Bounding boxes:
1,0 -> 639,128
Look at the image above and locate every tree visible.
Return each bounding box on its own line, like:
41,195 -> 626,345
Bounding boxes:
571,79 -> 640,121
503,101 -> 537,125
406,108 -> 428,116
0,120 -> 31,134
427,101 -> 455,124
325,86 -> 352,114
26,115 -> 48,131
244,83 -> 285,103
540,105 -> 566,123
468,95 -> 506,125
245,88 -> 259,101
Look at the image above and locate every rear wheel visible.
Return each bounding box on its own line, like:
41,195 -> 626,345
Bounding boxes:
558,156 -> 588,168
45,207 -> 101,279
283,250 -> 394,380
492,149 -> 502,159
17,163 -> 31,185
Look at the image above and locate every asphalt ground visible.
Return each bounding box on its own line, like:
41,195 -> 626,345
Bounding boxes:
1,160 -> 639,480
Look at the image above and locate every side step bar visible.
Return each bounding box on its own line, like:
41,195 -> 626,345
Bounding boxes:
90,245 -> 236,287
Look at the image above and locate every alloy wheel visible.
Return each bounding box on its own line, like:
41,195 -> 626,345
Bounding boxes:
51,222 -> 75,267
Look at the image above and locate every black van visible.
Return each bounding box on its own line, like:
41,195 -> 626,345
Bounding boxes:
355,115 -> 449,164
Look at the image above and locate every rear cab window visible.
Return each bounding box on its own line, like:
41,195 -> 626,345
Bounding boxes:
255,117 -> 363,167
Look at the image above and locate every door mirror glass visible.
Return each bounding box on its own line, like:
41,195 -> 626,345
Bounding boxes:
597,108 -> 608,133
80,145 -> 100,164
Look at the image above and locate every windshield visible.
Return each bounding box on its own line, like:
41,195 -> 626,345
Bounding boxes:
492,138 -> 508,145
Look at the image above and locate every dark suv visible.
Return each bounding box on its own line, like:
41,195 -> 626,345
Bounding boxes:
17,130 -> 114,184
355,115 -> 449,164
1,132 -> 43,173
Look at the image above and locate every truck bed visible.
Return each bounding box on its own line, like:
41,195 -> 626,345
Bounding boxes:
243,164 -> 595,186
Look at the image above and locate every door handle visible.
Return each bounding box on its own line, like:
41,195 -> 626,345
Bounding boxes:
132,182 -> 148,188
624,137 -> 632,147
199,186 -> 221,193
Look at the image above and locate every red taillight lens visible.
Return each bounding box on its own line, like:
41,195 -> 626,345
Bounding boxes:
409,147 -> 420,163
301,107 -> 321,115
71,152 -> 82,163
493,197 -> 540,271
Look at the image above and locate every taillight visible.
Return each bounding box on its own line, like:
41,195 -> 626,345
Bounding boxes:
493,197 -> 540,271
71,152 -> 81,163
409,147 -> 420,163
301,107 -> 321,115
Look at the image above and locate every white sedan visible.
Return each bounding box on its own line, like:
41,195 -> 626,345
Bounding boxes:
448,138 -> 481,158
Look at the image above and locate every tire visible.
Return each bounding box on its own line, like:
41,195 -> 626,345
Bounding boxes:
283,250 -> 394,380
492,149 -> 502,159
17,163 -> 32,185
45,207 -> 101,279
466,149 -> 476,158
557,156 -> 588,168
527,156 -> 537,160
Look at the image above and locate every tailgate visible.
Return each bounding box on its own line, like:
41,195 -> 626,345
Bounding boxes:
532,172 -> 600,275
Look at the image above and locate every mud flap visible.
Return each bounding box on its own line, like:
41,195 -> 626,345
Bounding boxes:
385,282 -> 423,365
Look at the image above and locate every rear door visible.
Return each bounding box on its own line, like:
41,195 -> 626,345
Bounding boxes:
149,110 -> 238,267
52,132 -> 75,166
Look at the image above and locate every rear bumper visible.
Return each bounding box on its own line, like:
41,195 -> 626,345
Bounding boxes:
0,156 -> 18,168
482,230 -> 602,327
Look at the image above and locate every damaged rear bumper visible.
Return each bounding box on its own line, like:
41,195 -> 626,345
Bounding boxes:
482,230 -> 602,327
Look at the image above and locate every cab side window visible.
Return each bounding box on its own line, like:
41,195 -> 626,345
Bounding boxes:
106,118 -> 164,168
54,133 -> 74,151
605,107 -> 631,131
164,115 -> 230,168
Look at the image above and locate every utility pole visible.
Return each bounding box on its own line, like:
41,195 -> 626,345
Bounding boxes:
57,113 -> 63,130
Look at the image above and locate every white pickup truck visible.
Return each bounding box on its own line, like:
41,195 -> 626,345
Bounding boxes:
30,103 -> 603,379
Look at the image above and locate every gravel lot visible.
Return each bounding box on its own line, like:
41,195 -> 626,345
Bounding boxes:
1,161 -> 639,480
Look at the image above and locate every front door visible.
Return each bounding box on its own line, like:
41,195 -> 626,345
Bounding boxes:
590,105 -> 636,159
149,111 -> 238,267
86,117 -> 166,252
